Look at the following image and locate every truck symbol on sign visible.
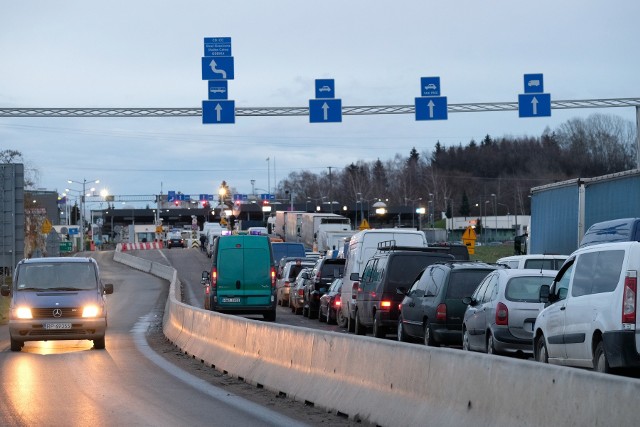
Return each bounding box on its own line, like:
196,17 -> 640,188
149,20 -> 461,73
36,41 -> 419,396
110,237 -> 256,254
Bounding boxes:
528,79 -> 540,87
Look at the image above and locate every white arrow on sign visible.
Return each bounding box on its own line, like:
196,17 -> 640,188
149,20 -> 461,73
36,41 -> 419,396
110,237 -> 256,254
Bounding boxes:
427,100 -> 435,118
215,103 -> 223,121
531,97 -> 539,115
209,59 -> 227,79
322,102 -> 329,121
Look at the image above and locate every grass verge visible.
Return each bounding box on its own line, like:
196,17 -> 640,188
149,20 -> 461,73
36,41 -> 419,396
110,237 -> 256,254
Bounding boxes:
470,244 -> 515,263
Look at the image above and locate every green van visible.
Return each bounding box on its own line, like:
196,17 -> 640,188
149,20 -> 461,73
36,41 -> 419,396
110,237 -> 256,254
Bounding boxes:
202,235 -> 277,321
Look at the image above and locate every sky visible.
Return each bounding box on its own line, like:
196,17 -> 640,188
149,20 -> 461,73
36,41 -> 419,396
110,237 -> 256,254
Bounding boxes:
1,1 -> 639,206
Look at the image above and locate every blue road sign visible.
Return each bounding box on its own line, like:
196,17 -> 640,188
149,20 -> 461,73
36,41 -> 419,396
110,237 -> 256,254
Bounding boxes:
203,100 -> 235,124
204,37 -> 232,57
415,96 -> 448,121
309,99 -> 342,123
208,81 -> 228,100
168,190 -> 176,202
524,74 -> 544,93
421,77 -> 441,96
518,93 -> 551,117
201,57 -> 235,80
68,227 -> 79,235
315,79 -> 335,99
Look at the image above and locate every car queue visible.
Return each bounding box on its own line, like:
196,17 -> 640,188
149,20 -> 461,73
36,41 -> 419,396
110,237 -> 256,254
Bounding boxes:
199,219 -> 640,376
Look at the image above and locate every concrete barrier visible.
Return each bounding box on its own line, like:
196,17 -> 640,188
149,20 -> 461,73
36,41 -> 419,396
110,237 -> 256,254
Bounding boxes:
114,251 -> 640,427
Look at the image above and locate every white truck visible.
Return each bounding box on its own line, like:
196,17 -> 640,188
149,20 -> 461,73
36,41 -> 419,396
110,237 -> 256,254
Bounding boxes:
287,213 -> 352,251
273,211 -> 304,241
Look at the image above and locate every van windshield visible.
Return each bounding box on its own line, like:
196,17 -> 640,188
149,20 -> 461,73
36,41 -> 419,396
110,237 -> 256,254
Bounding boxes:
16,263 -> 98,291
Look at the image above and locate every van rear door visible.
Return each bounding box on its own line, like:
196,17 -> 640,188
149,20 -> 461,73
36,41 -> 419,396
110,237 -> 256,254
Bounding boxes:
217,244 -> 245,305
242,240 -> 273,306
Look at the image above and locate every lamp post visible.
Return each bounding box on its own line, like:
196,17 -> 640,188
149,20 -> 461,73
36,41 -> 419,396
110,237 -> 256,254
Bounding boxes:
491,194 -> 497,242
428,193 -> 434,228
405,197 -> 422,229
68,178 -> 100,250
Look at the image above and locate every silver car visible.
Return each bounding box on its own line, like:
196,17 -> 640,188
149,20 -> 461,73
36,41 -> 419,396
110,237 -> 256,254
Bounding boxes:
276,259 -> 315,307
462,269 -> 556,356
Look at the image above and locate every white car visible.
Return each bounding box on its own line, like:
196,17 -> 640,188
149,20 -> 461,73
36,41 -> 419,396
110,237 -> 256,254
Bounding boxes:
496,254 -> 568,270
533,241 -> 640,373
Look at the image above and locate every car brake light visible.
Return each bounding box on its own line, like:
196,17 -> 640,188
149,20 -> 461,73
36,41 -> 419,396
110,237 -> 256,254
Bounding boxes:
352,282 -> 359,299
436,303 -> 447,321
622,271 -> 637,324
298,288 -> 304,296
271,267 -> 276,288
211,267 -> 218,290
496,302 -> 509,326
380,300 -> 391,310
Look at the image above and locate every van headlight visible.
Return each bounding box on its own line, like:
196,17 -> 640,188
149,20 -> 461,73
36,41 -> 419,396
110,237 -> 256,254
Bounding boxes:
15,307 -> 33,319
82,305 -> 101,318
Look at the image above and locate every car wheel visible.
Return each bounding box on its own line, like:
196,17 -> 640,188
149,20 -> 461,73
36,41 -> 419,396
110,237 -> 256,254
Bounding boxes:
309,307 -> 318,320
263,310 -> 276,322
347,314 -> 355,333
535,335 -> 549,364
354,312 -> 365,335
373,314 -> 386,338
303,305 -> 309,317
318,307 -> 326,323
487,333 -> 497,355
328,309 -> 337,325
93,337 -> 106,350
594,341 -> 611,373
462,327 -> 470,351
397,317 -> 408,342
337,309 -> 347,328
424,321 -> 437,346
10,338 -> 22,352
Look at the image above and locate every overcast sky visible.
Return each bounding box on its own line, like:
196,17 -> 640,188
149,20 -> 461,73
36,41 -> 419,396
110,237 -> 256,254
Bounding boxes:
1,1 -> 639,205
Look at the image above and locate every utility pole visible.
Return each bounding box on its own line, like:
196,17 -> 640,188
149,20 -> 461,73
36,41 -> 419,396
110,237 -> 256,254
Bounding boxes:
327,166 -> 334,213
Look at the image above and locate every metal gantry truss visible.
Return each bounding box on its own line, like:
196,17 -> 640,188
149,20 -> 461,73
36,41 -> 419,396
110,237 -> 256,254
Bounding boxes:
1,98 -> 639,117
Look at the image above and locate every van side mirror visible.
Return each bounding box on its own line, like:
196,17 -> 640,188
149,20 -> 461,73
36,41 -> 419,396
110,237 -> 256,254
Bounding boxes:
539,284 -> 550,303
103,283 -> 114,295
350,272 -> 359,281
1,284 -> 10,296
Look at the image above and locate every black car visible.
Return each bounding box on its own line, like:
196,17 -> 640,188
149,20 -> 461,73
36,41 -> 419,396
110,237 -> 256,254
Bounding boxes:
303,257 -> 345,319
318,278 -> 343,324
166,235 -> 185,249
397,261 -> 501,346
353,247 -> 455,338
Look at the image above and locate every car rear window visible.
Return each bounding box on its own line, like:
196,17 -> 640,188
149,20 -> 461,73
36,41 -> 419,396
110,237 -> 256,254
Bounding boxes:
523,259 -> 564,270
288,263 -> 313,279
320,261 -> 345,278
446,269 -> 493,299
505,276 -> 554,302
387,255 -> 451,287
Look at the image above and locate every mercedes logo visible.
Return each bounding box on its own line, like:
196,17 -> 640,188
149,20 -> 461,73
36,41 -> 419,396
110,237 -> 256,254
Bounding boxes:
52,308 -> 62,318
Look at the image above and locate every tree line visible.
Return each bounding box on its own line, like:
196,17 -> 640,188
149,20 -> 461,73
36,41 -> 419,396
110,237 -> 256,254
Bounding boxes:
275,113 -> 637,218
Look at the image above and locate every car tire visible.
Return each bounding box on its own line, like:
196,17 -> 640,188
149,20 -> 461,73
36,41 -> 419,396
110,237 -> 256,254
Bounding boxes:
354,312 -> 365,335
93,337 -> 106,350
594,341 -> 611,373
309,307 -> 318,320
318,308 -> 326,323
373,314 -> 386,338
328,309 -> 337,325
10,338 -> 22,352
397,317 -> 408,342
337,309 -> 347,328
486,333 -> 497,355
263,310 -> 276,322
347,314 -> 355,332
535,335 -> 549,364
462,327 -> 471,351
302,305 -> 309,318
424,321 -> 437,347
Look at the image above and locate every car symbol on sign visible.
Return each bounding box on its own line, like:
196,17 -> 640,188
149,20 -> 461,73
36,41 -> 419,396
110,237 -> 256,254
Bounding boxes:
424,83 -> 437,90
528,80 -> 540,87
318,86 -> 332,92
210,87 -> 226,93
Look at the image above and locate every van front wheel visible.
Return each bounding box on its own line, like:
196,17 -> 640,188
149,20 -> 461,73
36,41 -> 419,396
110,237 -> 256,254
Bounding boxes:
10,338 -> 22,352
93,337 -> 106,350
594,341 -> 611,373
263,310 -> 276,322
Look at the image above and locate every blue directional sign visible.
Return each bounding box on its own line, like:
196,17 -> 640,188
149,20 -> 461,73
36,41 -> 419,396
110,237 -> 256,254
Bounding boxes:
204,37 -> 232,57
315,79 -> 335,99
415,96 -> 448,121
208,81 -> 228,100
233,193 -> 248,201
518,94 -> 551,117
309,99 -> 342,123
524,73 -> 544,93
260,193 -> 276,201
421,77 -> 441,96
168,190 -> 176,202
202,100 -> 235,124
201,56 -> 235,80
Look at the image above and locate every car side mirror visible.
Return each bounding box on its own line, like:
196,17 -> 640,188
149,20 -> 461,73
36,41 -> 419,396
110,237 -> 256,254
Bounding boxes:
539,284 -> 550,304
104,283 -> 114,295
201,271 -> 210,285
1,284 -> 10,296
301,272 -> 309,279
462,296 -> 474,306
350,272 -> 359,281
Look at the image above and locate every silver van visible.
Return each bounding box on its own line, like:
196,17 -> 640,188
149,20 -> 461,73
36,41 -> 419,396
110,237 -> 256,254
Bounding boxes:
1,257 -> 114,352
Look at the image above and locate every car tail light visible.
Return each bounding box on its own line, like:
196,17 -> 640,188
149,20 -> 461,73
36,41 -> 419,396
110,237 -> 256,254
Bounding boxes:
380,300 -> 391,310
496,302 -> 509,326
352,282 -> 359,299
436,303 -> 447,321
211,267 -> 218,290
622,271 -> 637,324
334,295 -> 341,307
205,285 -> 210,295
271,267 -> 276,288
298,288 -> 304,297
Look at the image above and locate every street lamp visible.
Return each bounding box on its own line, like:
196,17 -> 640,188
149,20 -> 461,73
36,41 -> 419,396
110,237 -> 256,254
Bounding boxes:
68,178 -> 100,250
428,193 -> 434,228
405,197 -> 422,229
491,194 -> 497,242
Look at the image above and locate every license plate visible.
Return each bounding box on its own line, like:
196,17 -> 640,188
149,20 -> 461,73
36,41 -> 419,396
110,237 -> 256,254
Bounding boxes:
222,298 -> 240,303
44,323 -> 71,330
